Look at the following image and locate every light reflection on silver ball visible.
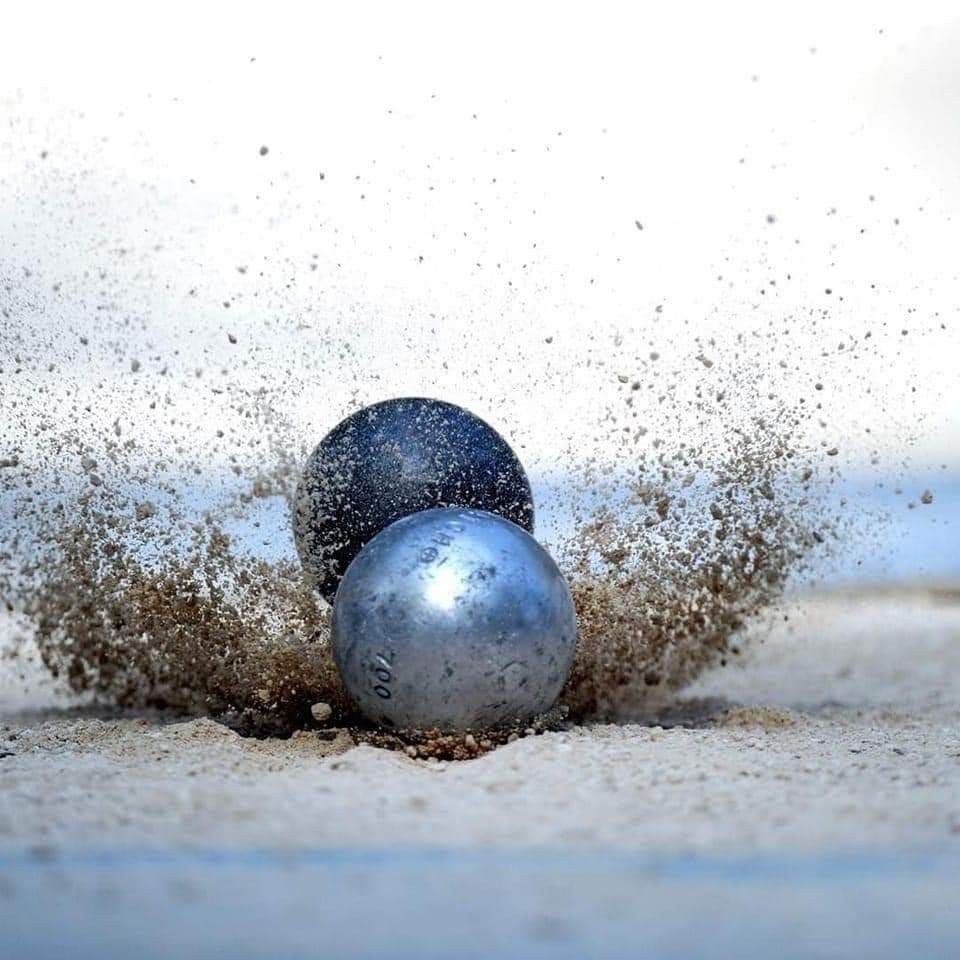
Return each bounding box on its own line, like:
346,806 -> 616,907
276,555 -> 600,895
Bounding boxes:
332,507 -> 577,732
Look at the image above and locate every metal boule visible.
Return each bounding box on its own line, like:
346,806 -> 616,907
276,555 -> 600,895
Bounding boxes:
294,397 -> 534,602
332,507 -> 577,732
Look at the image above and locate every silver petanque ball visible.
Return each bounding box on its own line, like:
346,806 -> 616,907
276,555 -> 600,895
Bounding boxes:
331,507 -> 577,732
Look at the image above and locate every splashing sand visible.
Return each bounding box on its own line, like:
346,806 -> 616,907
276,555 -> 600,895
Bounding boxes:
0,124 -> 904,751
0,344 -> 841,748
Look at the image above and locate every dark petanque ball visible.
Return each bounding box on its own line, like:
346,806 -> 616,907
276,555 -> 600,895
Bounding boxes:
294,397 -> 534,601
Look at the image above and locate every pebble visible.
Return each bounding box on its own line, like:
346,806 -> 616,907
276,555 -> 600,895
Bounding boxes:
310,702 -> 333,723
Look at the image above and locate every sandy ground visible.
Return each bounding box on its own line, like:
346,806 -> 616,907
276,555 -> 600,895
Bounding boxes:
2,588 -> 958,853
1,587 -> 958,957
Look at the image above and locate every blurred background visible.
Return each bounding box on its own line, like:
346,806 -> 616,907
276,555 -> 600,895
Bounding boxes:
2,0 -> 957,581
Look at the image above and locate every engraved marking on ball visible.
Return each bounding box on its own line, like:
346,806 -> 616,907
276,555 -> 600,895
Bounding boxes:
372,650 -> 394,699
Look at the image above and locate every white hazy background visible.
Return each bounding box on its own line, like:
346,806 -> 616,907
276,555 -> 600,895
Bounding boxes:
1,0 -> 958,580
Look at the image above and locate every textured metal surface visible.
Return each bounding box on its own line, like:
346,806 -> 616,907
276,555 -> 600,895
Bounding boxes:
294,398 -> 534,602
332,507 -> 576,731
